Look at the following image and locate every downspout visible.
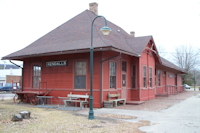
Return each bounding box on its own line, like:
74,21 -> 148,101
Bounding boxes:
100,52 -> 121,108
147,52 -> 149,100
9,60 -> 23,91
139,57 -> 141,100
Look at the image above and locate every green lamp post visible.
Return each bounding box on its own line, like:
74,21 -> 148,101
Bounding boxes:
88,15 -> 111,120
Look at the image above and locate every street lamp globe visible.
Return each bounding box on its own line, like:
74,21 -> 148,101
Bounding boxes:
100,26 -> 111,36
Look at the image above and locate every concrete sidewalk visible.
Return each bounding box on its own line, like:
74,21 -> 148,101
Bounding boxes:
79,91 -> 200,133
111,91 -> 200,111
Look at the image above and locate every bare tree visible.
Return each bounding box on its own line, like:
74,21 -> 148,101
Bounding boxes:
172,44 -> 200,84
157,45 -> 166,58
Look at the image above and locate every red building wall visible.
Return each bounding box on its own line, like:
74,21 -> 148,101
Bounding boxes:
22,49 -> 183,107
139,47 -> 155,101
101,51 -> 132,103
23,52 -> 102,107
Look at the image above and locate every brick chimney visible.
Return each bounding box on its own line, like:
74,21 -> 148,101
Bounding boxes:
130,31 -> 135,37
89,2 -> 98,15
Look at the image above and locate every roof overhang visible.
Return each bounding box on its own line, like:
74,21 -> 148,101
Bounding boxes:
2,46 -> 139,61
155,62 -> 187,74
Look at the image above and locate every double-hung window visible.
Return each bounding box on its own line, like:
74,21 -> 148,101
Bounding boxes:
149,67 -> 152,87
75,62 -> 86,89
143,66 -> 147,87
158,70 -> 161,86
110,62 -> 116,88
33,65 -> 41,88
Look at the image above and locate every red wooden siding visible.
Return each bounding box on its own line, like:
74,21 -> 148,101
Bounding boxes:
139,45 -> 155,101
21,48 -> 183,107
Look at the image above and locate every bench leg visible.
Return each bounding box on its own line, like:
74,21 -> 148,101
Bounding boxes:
64,101 -> 68,107
114,101 -> 117,107
123,100 -> 126,105
80,102 -> 83,108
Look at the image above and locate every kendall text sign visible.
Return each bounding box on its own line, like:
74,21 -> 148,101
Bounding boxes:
46,60 -> 67,67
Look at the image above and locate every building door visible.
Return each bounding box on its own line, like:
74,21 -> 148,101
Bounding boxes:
175,74 -> 177,91
155,76 -> 157,94
121,61 -> 127,99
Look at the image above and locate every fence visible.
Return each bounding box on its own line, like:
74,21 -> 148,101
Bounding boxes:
156,85 -> 185,96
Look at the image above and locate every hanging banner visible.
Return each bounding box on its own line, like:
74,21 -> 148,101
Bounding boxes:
46,60 -> 67,67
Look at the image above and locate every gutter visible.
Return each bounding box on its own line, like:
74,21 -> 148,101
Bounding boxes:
9,60 -> 23,91
100,52 -> 121,108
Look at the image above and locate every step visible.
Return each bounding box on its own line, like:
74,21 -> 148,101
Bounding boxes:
126,101 -> 145,105
155,94 -> 169,97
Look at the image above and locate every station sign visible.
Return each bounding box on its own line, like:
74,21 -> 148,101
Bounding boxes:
46,60 -> 67,67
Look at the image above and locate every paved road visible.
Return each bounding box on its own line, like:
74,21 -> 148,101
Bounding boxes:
80,93 -> 200,133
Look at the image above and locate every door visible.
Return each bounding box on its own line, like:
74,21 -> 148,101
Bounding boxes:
121,61 -> 127,99
155,76 -> 157,94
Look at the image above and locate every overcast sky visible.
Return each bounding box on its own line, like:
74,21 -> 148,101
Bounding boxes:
0,0 -> 200,64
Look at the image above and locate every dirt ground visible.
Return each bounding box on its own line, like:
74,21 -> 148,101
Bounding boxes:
0,100 -> 149,133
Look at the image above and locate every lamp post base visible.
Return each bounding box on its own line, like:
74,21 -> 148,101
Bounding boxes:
88,110 -> 94,120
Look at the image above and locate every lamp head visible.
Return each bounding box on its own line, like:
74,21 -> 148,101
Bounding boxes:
100,26 -> 111,36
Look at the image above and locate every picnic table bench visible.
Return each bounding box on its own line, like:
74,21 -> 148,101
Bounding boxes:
63,92 -> 89,108
108,92 -> 126,107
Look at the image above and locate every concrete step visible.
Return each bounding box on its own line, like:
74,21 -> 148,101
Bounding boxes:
155,94 -> 169,97
126,101 -> 145,105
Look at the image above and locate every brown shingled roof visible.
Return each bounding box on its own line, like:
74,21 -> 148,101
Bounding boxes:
126,36 -> 152,55
2,10 -> 138,60
2,9 -> 184,74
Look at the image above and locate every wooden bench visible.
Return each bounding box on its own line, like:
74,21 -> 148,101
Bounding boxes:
108,92 -> 126,107
63,92 -> 89,109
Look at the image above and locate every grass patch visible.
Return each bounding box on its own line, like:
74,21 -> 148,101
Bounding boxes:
0,100 -> 149,133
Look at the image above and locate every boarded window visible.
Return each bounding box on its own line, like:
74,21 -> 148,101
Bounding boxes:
33,65 -> 41,88
132,65 -> 136,88
110,62 -> 116,88
75,62 -> 86,89
149,67 -> 152,87
143,66 -> 146,87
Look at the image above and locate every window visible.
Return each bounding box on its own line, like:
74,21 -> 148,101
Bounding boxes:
122,74 -> 126,87
149,67 -> 152,87
163,71 -> 166,76
143,66 -> 146,87
110,62 -> 116,88
75,62 -> 86,89
132,65 -> 136,88
155,69 -> 157,86
158,70 -> 161,86
33,65 -> 41,88
0,83 -> 3,87
122,61 -> 126,72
